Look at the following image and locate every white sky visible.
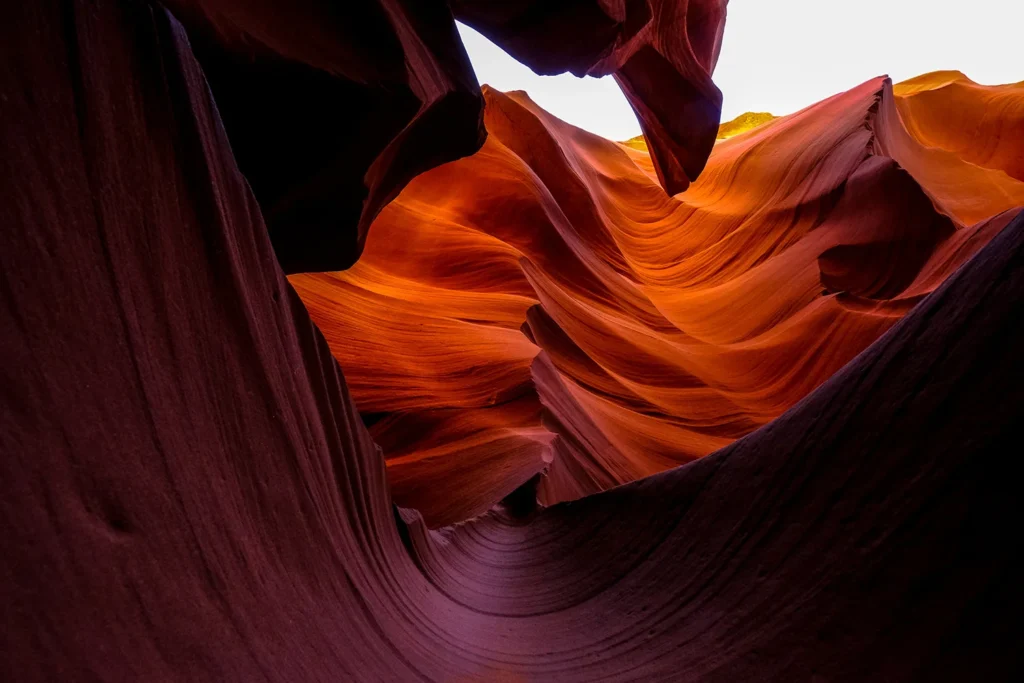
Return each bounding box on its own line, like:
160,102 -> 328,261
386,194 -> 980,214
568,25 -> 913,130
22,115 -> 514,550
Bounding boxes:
458,0 -> 1024,141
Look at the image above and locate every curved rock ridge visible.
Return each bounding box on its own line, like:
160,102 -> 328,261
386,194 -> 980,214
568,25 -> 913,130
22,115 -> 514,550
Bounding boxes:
4,0 -> 1024,679
875,73 -> 1024,225
894,70 -> 1024,182
293,73 -> 1024,526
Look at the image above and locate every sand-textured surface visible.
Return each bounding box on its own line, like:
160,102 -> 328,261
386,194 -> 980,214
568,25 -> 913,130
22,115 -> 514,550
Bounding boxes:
3,0 -> 1023,680
293,74 -> 1024,525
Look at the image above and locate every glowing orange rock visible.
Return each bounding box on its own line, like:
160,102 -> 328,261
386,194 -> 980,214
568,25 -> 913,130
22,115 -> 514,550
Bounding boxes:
6,1 -> 1024,675
292,72 -> 1024,526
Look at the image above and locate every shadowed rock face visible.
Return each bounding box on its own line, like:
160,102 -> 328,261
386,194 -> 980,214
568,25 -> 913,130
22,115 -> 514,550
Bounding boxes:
160,0 -> 485,274
159,0 -> 726,273
293,75 -> 1024,526
2,1 -> 1024,681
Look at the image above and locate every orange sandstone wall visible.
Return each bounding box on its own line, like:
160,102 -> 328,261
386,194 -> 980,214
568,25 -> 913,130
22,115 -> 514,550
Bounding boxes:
293,73 -> 1024,526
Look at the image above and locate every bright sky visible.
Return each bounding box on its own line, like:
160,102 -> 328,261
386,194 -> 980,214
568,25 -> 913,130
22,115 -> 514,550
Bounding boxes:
458,0 -> 1024,141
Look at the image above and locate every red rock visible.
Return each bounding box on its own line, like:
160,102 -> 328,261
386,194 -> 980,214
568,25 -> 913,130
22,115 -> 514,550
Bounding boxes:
294,75 -> 1024,521
3,0 -> 1023,680
163,0 -> 486,273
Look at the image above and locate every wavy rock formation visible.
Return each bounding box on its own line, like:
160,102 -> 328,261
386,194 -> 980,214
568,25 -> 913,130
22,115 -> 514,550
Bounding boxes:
4,0 -> 1024,680
894,71 -> 1024,183
293,73 -> 1024,526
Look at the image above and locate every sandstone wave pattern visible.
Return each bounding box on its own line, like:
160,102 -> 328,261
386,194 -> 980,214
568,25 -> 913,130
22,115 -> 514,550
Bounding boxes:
4,0 -> 1024,680
293,73 -> 1024,526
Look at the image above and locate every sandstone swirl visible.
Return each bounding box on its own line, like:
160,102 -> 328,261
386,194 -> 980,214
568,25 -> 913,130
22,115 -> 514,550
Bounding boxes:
293,73 -> 1024,526
3,0 -> 1024,680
